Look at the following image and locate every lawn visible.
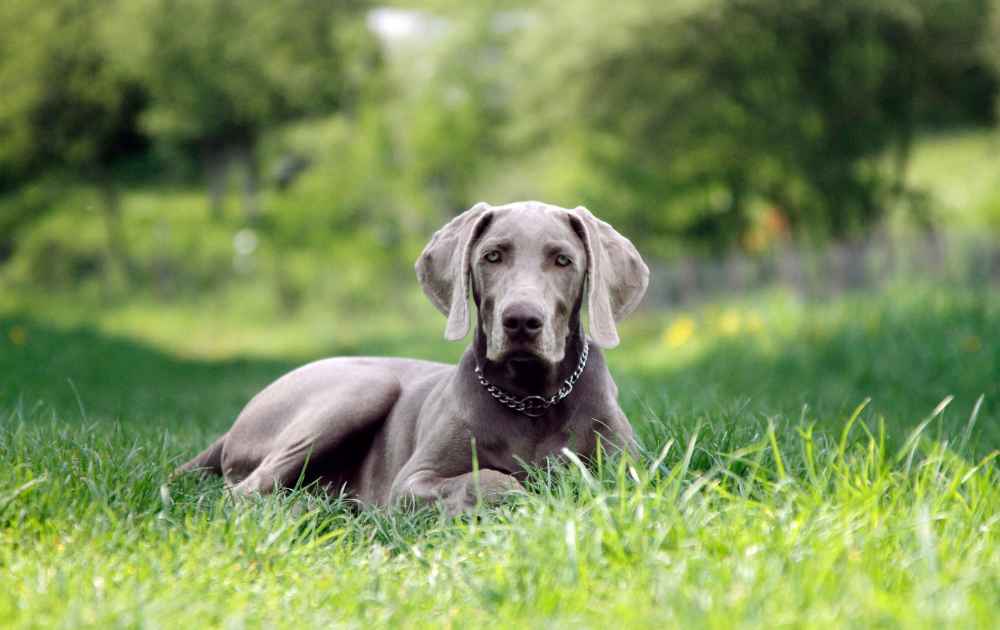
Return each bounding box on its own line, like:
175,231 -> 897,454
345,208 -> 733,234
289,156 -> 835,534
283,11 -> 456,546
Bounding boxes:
1,284 -> 998,628
904,129 -> 1000,230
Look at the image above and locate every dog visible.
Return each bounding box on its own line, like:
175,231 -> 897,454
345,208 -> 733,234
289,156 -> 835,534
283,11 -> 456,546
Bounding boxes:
177,201 -> 649,514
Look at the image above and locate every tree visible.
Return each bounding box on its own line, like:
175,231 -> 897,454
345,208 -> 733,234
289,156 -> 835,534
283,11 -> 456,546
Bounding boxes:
0,0 -> 149,280
988,0 -> 1000,117
511,0 -> 996,252
399,4 -> 511,221
116,0 -> 378,221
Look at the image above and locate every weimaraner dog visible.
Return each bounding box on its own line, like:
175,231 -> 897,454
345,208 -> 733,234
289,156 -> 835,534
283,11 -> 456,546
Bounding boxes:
178,201 -> 649,514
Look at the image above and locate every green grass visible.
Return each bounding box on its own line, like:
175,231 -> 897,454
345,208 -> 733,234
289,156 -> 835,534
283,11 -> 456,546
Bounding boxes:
1,285 -> 998,628
904,128 -> 1000,230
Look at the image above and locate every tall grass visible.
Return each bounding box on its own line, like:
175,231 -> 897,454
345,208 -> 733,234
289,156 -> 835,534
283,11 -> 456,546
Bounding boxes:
1,403 -> 996,628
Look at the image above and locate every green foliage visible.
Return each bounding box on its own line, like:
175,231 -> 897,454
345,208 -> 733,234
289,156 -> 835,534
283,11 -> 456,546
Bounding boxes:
990,0 -> 1000,117
2,0 -> 1000,291
0,0 -> 379,259
0,0 -> 147,182
509,0 -> 997,250
110,0 -> 377,149
397,3 -> 512,216
0,0 -> 151,283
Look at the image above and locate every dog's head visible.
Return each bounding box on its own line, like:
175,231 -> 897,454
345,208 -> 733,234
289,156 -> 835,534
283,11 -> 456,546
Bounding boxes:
416,201 -> 649,367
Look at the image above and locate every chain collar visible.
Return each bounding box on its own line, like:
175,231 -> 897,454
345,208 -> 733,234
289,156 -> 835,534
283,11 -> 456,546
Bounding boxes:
474,340 -> 589,418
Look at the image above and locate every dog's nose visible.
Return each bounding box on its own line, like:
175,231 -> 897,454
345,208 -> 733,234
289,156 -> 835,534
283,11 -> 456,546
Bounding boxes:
502,303 -> 544,339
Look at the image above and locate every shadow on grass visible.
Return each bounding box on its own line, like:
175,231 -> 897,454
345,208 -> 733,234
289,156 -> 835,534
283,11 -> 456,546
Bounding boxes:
1,316 -> 297,436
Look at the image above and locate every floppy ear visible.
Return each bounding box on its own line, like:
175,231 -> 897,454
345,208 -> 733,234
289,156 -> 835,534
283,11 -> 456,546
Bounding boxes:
415,202 -> 494,341
569,206 -> 650,348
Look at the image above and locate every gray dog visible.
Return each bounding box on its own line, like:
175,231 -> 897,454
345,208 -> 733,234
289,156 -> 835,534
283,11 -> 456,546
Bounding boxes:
178,201 -> 649,514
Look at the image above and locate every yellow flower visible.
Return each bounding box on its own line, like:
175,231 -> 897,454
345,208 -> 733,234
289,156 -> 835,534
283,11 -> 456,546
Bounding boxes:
8,326 -> 27,346
719,310 -> 742,336
663,317 -> 695,348
961,336 -> 981,353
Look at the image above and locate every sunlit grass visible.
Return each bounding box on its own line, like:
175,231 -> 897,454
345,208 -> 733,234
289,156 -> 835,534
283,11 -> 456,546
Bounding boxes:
903,129 -> 1000,229
1,401 -> 996,628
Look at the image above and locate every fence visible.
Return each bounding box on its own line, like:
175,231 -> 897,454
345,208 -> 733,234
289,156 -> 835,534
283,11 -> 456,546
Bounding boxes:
646,231 -> 1000,308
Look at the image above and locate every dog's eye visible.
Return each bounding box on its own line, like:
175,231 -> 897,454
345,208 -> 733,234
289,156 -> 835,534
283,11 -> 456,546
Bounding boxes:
484,250 -> 502,263
555,254 -> 572,267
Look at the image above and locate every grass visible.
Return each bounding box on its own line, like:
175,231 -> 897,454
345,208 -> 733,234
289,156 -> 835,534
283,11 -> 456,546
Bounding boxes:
904,129 -> 1000,230
1,283 -> 998,628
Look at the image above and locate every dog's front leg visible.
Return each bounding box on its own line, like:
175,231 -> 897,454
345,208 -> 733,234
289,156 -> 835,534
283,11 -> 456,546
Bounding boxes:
390,469 -> 524,516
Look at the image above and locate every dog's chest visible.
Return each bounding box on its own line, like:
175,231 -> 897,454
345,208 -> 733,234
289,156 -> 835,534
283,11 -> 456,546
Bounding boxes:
476,416 -> 593,473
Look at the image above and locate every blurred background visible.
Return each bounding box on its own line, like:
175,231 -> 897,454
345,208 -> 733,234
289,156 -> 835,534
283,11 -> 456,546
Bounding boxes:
1,0 -> 998,371
4,5 -> 1000,621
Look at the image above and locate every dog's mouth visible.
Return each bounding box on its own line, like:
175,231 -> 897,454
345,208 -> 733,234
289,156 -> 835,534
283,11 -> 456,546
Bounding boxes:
502,349 -> 546,365
506,348 -> 541,359
500,350 -> 553,387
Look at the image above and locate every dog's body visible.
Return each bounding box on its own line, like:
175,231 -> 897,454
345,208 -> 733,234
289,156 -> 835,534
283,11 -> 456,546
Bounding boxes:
178,201 -> 649,514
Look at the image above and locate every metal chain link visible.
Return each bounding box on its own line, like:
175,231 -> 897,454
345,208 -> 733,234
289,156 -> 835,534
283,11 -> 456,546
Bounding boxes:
474,340 -> 590,418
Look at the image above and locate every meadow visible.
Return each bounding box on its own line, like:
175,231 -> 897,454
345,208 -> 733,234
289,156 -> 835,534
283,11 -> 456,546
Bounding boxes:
1,280 -> 997,628
4,2 -> 1000,625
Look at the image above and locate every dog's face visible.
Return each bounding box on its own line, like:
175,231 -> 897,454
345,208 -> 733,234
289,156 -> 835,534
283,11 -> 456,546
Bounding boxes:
416,201 -> 649,367
470,207 -> 587,364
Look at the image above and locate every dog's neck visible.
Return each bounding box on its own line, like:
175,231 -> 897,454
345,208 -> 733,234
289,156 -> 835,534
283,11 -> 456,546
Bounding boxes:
472,323 -> 587,400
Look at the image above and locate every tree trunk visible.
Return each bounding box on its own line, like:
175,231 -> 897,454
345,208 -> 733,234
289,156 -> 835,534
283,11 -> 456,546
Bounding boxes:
725,172 -> 749,248
98,174 -> 134,287
204,145 -> 229,221
237,140 -> 262,223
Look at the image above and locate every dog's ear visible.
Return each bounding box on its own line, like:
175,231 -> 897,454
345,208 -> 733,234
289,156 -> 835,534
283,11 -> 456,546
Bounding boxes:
569,206 -> 650,348
416,202 -> 494,341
